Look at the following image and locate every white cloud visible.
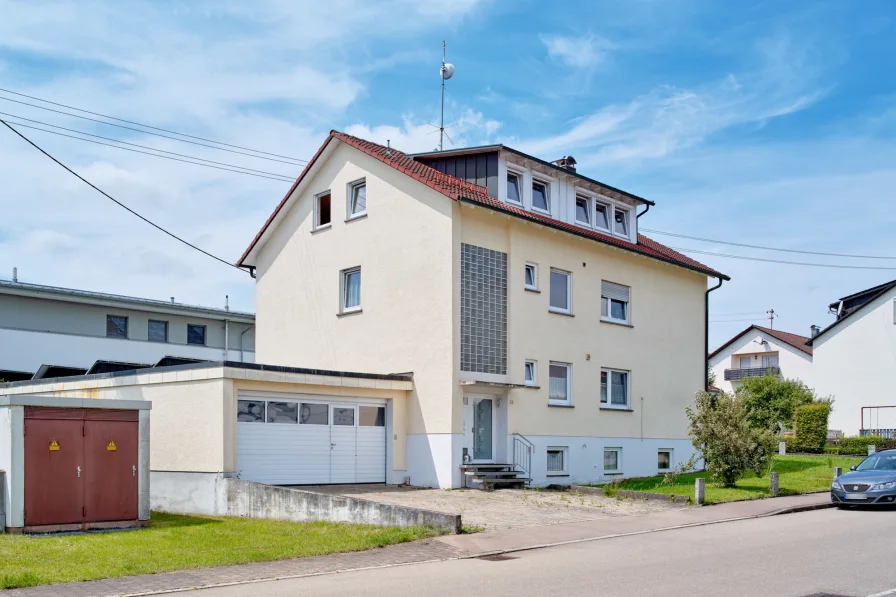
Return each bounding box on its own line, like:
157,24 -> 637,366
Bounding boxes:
345,109 -> 500,154
540,33 -> 615,69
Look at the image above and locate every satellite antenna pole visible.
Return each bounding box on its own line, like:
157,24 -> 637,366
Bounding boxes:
439,41 -> 455,151
766,308 -> 777,329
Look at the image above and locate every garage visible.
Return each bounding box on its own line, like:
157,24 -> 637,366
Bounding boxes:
236,392 -> 387,485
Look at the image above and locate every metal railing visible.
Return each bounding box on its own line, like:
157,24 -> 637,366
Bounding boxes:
723,366 -> 781,381
512,433 -> 534,478
861,429 -> 896,439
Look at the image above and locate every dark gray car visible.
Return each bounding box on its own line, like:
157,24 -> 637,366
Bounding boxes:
831,449 -> 896,507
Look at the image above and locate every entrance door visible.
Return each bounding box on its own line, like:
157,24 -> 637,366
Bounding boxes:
330,404 -> 358,484
468,396 -> 495,463
24,417 -> 84,526
84,419 -> 139,522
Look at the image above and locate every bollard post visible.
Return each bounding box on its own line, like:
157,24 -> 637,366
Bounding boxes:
695,478 -> 706,505
869,445 -> 877,455
834,467 -> 842,479
770,472 -> 779,496
779,441 -> 786,456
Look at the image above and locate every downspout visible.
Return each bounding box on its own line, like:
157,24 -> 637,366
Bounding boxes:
705,277 -> 724,391
240,325 -> 252,363
636,203 -> 650,219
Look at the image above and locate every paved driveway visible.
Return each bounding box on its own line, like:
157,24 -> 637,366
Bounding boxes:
302,485 -> 681,531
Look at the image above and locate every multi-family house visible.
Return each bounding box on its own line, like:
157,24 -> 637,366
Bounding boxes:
237,131 -> 727,489
708,325 -> 814,395
810,279 -> 896,437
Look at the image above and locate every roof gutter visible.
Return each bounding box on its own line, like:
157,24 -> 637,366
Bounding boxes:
636,203 -> 650,219
705,277 -> 724,392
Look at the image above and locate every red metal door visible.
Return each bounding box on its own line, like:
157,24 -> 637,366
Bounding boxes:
24,417 -> 84,526
84,416 -> 138,522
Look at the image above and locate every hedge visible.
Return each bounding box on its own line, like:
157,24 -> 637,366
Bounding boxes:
793,403 -> 830,450
833,436 -> 896,455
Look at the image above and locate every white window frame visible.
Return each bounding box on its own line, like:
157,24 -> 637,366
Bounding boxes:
604,447 -> 622,474
313,190 -> 332,230
531,178 -> 551,215
613,205 -> 631,238
340,266 -> 362,313
524,360 -> 537,386
657,449 -> 673,472
600,368 -> 630,409
601,282 -> 631,325
548,361 -> 572,406
549,268 -> 572,314
524,263 -> 538,291
347,178 -> 367,220
574,194 -> 591,227
506,169 -> 524,205
593,200 -> 611,232
546,446 -> 568,476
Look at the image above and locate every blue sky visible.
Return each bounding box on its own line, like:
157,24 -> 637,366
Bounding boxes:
1,0 -> 895,349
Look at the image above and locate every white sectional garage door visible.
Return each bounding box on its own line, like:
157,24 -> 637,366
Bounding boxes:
236,393 -> 386,485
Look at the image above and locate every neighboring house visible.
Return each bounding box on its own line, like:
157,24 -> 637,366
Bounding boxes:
811,279 -> 896,438
237,131 -> 727,489
708,325 -> 814,395
0,279 -> 255,381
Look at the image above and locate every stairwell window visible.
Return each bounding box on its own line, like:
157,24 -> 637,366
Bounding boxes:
314,191 -> 332,229
549,269 -> 571,314
532,179 -> 550,213
600,369 -> 629,409
549,362 -> 571,405
601,281 -> 630,324
507,171 -> 522,204
341,267 -> 362,313
604,448 -> 622,473
524,360 -> 537,386
347,179 -> 367,219
575,195 -> 591,226
547,447 -> 568,475
524,263 -> 538,291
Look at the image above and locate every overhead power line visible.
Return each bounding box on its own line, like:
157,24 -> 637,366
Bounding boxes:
1,112 -> 297,181
644,228 -> 896,260
711,311 -> 768,316
0,87 -> 307,163
0,118 -> 247,275
0,95 -> 306,167
671,246 -> 896,271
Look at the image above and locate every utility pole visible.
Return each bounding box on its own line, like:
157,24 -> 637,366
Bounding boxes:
766,309 -> 777,329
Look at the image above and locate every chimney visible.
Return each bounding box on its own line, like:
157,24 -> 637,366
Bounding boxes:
12,267 -> 17,283
552,155 -> 577,172
810,325 -> 820,338
225,294 -> 230,311
171,297 -> 175,304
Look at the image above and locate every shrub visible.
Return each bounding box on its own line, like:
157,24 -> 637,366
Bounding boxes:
687,389 -> 776,487
737,376 -> 824,432
833,436 -> 896,455
782,437 -> 824,454
793,403 -> 831,450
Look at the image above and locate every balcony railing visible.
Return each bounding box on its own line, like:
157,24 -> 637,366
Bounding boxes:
724,366 -> 781,381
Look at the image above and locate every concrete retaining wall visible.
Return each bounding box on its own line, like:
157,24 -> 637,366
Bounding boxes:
225,479 -> 461,533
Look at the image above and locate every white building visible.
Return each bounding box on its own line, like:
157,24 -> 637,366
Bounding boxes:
811,279 -> 896,437
708,325 -> 813,395
0,279 -> 255,382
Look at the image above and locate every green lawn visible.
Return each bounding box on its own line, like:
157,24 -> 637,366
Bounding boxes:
608,454 -> 863,505
0,512 -> 442,589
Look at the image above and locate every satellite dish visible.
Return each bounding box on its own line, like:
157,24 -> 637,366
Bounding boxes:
441,63 -> 455,80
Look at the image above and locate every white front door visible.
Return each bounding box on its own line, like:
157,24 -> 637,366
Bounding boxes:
464,395 -> 495,463
329,404 -> 358,484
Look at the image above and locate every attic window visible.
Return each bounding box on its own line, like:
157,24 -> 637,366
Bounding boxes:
348,179 -> 367,219
507,171 -> 522,204
314,192 -> 331,229
595,202 -> 610,231
575,195 -> 591,225
532,180 -> 550,213
614,207 -> 630,236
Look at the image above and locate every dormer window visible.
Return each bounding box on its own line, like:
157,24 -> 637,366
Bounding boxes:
532,179 -> 550,213
507,171 -> 522,204
614,207 -> 630,236
575,195 -> 591,225
595,202 -> 610,231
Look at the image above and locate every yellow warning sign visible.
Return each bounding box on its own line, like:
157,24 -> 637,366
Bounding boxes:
49,439 -> 60,451
107,440 -> 117,451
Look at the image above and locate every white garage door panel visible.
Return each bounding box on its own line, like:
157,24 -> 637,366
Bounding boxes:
356,427 -> 386,483
237,424 -> 331,484
330,426 -> 357,484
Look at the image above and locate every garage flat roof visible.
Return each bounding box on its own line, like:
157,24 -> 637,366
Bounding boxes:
0,396 -> 151,410
1,360 -> 414,389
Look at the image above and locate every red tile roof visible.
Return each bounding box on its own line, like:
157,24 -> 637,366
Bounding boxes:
709,325 -> 812,359
239,131 -> 728,280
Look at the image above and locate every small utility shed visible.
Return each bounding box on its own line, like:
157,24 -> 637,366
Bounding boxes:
0,396 -> 151,533
0,362 -> 413,517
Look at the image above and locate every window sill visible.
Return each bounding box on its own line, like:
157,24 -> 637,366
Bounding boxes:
311,223 -> 332,234
345,213 -> 368,223
524,287 -> 541,294
601,318 -> 633,328
523,384 -> 541,389
337,309 -> 363,318
548,309 -> 574,317
604,471 -> 623,476
548,403 -> 574,408
600,406 -> 634,412
531,207 -> 552,217
546,473 -> 570,477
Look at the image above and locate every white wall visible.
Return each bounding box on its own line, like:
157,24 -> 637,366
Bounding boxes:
709,330 -> 814,395
814,290 -> 896,436
0,327 -> 254,374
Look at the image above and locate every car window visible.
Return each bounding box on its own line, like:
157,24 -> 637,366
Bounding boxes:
856,454 -> 896,471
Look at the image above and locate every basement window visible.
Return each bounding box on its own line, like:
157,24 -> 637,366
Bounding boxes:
658,450 -> 673,472
604,448 -> 622,473
314,191 -> 332,229
547,447 -> 568,475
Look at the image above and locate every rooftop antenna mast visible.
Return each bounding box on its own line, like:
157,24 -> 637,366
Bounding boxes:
766,308 -> 778,329
439,41 -> 455,151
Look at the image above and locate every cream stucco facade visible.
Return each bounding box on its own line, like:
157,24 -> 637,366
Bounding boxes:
242,134 -> 720,488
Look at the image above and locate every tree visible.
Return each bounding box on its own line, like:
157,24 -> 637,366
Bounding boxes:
687,389 -> 776,487
736,376 -> 823,432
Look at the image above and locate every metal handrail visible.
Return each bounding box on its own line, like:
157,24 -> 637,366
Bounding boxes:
512,433 -> 534,478
723,366 -> 781,381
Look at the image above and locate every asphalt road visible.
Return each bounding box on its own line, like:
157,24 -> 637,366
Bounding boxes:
197,507 -> 896,597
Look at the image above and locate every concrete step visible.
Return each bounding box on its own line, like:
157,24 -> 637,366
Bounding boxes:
464,470 -> 524,478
